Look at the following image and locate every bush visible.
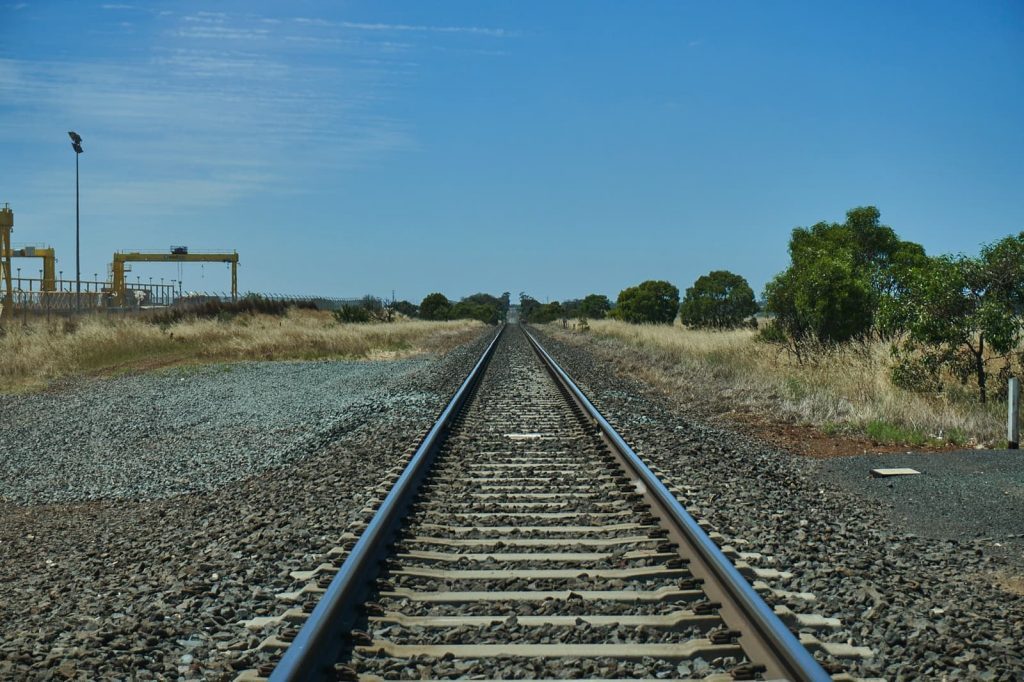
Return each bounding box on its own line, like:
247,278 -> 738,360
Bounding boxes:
755,321 -> 788,344
679,270 -> 758,329
419,293 -> 451,321
579,294 -> 611,319
764,206 -> 926,344
146,295 -> 296,325
612,280 -> 679,324
392,300 -> 418,318
333,305 -> 372,323
450,300 -> 500,325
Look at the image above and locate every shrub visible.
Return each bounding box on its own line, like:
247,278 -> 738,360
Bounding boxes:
450,300 -> 500,325
579,294 -> 611,320
679,270 -> 758,329
392,300 -> 418,318
764,206 -> 926,344
612,280 -> 679,324
419,293 -> 451,321
334,305 -> 372,323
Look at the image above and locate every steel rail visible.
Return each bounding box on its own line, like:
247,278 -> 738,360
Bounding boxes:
522,325 -> 832,682
270,325 -> 505,682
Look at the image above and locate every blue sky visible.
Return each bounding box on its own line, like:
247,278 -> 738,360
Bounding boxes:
2,1 -> 1022,303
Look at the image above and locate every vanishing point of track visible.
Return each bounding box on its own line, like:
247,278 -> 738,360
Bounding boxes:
250,324 -> 857,681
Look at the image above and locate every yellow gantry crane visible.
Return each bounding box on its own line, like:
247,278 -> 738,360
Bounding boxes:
4,246 -> 56,291
1,205 -> 57,320
110,248 -> 239,306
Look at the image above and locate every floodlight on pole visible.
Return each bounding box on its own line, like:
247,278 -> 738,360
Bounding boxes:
68,131 -> 83,311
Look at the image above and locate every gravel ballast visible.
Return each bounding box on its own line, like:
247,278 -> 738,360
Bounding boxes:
0,328 -> 495,680
533,326 -> 1024,680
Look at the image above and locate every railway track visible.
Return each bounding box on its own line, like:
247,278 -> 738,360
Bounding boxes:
242,324 -> 872,681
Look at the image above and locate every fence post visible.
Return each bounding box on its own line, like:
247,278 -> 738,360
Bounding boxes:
1009,377 -> 1020,449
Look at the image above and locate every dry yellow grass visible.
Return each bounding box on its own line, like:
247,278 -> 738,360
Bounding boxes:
0,310 -> 484,393
550,319 -> 1009,447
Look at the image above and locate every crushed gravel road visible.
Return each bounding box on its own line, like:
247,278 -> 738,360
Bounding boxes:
533,326 -> 1024,680
0,327 -> 496,680
0,359 -> 447,506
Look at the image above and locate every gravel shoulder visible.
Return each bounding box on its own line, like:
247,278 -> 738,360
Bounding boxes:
532,326 -> 1024,680
815,450 -> 1024,563
0,327 -> 496,680
1,359 -> 444,505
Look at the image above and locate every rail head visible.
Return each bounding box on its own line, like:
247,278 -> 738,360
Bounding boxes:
522,325 -> 832,682
270,324 -> 505,682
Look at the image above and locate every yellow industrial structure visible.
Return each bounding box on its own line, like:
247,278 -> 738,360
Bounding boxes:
0,204 -> 12,319
4,246 -> 57,291
111,249 -> 239,306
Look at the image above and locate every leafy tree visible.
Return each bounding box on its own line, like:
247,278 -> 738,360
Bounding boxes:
765,251 -> 874,345
419,292 -> 451,321
451,300 -> 500,325
392,300 -> 418,318
528,301 -> 564,324
765,206 -> 925,344
459,292 -> 508,322
560,299 -> 583,318
884,233 -> 1024,403
519,293 -> 564,323
579,294 -> 611,319
679,270 -> 758,329
611,280 -> 679,324
519,293 -> 541,321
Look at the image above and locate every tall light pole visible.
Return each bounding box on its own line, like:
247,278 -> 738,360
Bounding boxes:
68,131 -> 83,312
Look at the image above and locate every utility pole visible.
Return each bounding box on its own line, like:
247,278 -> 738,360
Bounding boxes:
1010,377 -> 1020,450
0,204 -> 13,321
68,131 -> 84,312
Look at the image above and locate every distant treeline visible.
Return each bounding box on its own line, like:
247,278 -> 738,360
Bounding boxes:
334,292 -> 511,325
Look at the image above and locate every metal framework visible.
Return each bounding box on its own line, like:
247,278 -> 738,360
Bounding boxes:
3,246 -> 57,291
111,250 -> 239,306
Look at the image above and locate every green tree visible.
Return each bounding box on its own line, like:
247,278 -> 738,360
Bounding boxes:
458,292 -> 508,322
527,301 -> 564,324
519,293 -> 541,321
450,299 -> 500,325
884,233 -> 1024,403
392,300 -> 418,318
765,206 -> 925,344
612,280 -> 679,324
679,270 -> 758,329
579,294 -> 611,319
765,252 -> 874,344
419,292 -> 451,320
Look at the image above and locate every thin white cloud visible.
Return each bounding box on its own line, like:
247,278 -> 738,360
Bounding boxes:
340,21 -> 513,38
173,25 -> 271,40
288,16 -> 513,38
101,4 -> 135,9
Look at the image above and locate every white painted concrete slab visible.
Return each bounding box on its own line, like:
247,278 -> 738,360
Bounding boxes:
870,467 -> 921,477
